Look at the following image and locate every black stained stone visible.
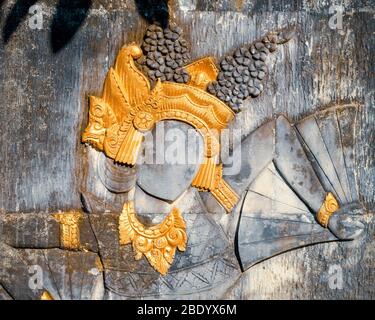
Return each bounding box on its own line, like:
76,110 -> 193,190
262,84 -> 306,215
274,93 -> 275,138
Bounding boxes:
253,53 -> 260,60
255,60 -> 264,68
255,42 -> 264,49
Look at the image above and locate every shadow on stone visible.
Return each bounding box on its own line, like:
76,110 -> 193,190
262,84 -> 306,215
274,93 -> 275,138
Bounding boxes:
2,0 -> 38,43
50,0 -> 92,53
134,0 -> 169,28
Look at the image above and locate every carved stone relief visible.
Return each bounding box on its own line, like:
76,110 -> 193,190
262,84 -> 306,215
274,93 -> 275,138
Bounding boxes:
0,1 -> 373,300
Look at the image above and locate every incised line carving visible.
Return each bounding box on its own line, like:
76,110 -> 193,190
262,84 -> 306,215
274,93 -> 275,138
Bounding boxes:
119,201 -> 187,275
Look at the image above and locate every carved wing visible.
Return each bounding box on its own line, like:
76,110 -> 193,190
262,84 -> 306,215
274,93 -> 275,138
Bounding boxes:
236,104 -> 362,271
237,162 -> 336,271
295,104 -> 361,205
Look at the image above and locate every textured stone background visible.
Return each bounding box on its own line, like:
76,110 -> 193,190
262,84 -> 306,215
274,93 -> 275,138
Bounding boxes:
0,0 -> 374,299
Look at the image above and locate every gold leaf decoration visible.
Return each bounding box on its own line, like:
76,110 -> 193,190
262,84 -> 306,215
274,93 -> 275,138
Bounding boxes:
52,211 -> 83,250
82,44 -> 239,212
317,192 -> 339,228
119,201 -> 187,275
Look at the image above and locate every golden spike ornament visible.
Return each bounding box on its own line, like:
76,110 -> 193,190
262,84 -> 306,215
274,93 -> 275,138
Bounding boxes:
82,44 -> 239,212
119,201 -> 187,275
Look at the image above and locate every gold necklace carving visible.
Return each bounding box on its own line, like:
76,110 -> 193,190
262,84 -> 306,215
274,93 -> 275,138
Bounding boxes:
119,201 -> 187,275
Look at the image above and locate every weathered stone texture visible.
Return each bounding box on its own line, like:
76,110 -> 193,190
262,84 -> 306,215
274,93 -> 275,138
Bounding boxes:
0,0 -> 373,299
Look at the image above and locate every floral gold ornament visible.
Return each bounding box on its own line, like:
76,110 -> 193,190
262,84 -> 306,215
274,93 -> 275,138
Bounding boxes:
82,44 -> 239,212
52,211 -> 83,250
119,201 -> 187,275
317,192 -> 339,228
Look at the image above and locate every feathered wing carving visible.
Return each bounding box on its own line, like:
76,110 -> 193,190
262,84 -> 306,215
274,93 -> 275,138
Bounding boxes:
295,104 -> 361,205
237,162 -> 336,271
237,104 -> 362,271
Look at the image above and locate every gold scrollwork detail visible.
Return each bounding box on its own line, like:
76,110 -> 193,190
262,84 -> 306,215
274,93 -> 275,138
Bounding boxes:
119,201 -> 187,275
82,44 -> 239,212
317,192 -> 339,228
52,211 -> 83,250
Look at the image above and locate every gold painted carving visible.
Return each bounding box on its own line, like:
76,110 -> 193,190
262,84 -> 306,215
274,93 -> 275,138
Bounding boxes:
82,44 -> 239,212
40,290 -> 54,300
119,201 -> 187,275
317,192 -> 339,228
52,211 -> 82,250
184,56 -> 219,90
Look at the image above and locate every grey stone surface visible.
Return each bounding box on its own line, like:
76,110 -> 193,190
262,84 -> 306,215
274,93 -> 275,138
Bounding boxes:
336,106 -> 361,203
0,242 -> 42,300
83,148 -> 132,212
134,184 -> 171,217
0,284 -> 12,300
19,249 -> 104,300
0,212 -> 98,252
223,119 -> 275,196
97,152 -> 136,194
237,163 -> 336,271
81,191 -> 124,213
0,213 -> 60,248
137,121 -> 203,202
274,115 -> 326,213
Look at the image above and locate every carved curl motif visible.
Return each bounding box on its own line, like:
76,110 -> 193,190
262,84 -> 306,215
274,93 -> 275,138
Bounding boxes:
317,192 -> 339,228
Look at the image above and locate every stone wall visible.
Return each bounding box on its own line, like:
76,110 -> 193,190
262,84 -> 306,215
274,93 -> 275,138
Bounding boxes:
0,0 -> 374,299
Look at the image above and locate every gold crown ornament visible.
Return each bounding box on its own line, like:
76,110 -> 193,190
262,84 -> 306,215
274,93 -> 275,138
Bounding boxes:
82,44 -> 240,275
82,44 -> 239,213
